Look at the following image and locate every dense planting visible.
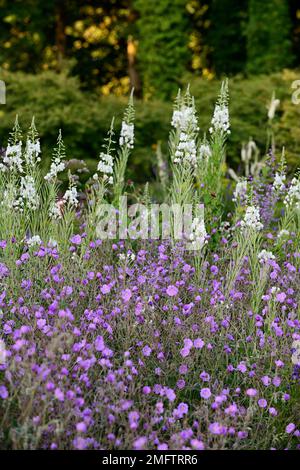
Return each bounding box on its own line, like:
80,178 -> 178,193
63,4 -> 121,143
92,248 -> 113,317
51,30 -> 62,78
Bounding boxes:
0,83 -> 299,450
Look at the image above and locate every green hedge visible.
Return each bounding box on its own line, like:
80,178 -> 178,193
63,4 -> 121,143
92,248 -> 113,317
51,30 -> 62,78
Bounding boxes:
0,69 -> 299,185
189,69 -> 300,170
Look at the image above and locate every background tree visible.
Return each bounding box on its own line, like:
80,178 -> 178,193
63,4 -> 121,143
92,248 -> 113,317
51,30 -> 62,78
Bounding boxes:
134,0 -> 191,100
187,0 -> 213,77
247,0 -> 294,74
209,0 -> 247,76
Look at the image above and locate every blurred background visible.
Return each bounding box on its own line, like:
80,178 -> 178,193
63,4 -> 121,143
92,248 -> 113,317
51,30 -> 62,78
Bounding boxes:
0,0 -> 300,183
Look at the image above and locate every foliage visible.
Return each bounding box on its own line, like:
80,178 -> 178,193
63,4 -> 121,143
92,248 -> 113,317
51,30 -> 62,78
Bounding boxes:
246,0 -> 294,74
209,0 -> 248,76
133,0 -> 191,100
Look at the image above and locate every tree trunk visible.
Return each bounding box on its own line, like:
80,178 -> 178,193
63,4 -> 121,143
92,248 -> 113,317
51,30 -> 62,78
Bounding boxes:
55,3 -> 66,71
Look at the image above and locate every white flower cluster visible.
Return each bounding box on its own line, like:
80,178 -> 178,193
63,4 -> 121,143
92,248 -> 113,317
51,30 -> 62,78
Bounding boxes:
45,154 -> 65,183
25,140 -> 41,165
19,175 -> 39,211
97,152 -> 114,184
199,143 -> 212,161
174,132 -> 197,166
118,252 -> 136,263
1,142 -> 23,172
209,104 -> 230,135
119,122 -> 134,149
258,249 -> 275,264
233,180 -> 248,203
272,172 -> 286,192
48,239 -> 58,248
26,235 -> 42,247
171,106 -> 199,133
49,201 -> 63,220
277,229 -> 290,240
284,178 -> 300,210
240,205 -> 263,232
292,339 -> 300,366
63,185 -> 79,208
189,217 -> 207,250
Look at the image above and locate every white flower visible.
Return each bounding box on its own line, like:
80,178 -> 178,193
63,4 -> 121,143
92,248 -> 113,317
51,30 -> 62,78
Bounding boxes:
209,104 -> 230,135
284,178 -> 300,210
258,249 -> 275,264
26,235 -> 42,247
189,217 -> 207,250
48,238 -> 58,248
119,122 -> 134,148
171,106 -> 199,133
233,180 -> 247,203
273,172 -> 286,192
199,144 -> 212,161
240,205 -> 263,232
19,175 -> 39,210
270,286 -> 280,295
49,201 -> 63,220
118,252 -> 135,262
97,152 -> 114,184
0,339 -> 6,365
277,229 -> 289,239
45,159 -> 65,182
173,132 -> 197,166
3,142 -> 23,172
25,140 -> 41,165
63,185 -> 78,208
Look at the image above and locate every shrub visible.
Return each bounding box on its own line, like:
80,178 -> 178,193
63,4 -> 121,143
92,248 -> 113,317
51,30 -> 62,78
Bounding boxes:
0,68 -> 300,187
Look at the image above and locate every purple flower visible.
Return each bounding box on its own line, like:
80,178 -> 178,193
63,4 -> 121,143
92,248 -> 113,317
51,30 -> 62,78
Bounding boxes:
173,402 -> 189,419
142,345 -> 152,357
194,338 -> 205,349
261,376 -> 271,386
133,437 -> 147,450
200,388 -> 211,399
0,240 -> 7,249
165,388 -> 176,402
76,422 -> 87,433
276,292 -> 286,303
157,443 -> 168,450
209,422 -> 226,435
286,423 -> 296,434
70,234 -> 82,245
100,284 -> 111,294
54,388 -> 64,402
190,439 -> 205,450
0,385 -> 8,399
180,347 -> 190,358
258,398 -> 267,408
269,407 -> 277,416
166,285 -> 178,297
200,371 -> 210,382
121,288 -> 132,302
0,263 -> 9,279
246,388 -> 257,397
95,336 -> 105,351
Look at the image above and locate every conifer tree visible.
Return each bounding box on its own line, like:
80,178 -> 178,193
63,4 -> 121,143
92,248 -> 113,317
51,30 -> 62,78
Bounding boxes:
134,0 -> 191,100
